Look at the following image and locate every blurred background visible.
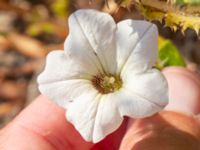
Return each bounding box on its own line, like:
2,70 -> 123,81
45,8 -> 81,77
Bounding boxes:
0,0 -> 200,128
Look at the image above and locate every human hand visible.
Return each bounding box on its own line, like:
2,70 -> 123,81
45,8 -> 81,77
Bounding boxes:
1,67 -> 200,150
120,67 -> 200,150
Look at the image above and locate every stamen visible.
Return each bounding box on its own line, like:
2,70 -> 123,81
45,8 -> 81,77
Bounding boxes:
92,74 -> 122,94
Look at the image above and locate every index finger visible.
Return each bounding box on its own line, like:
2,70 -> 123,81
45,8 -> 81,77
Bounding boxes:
1,95 -> 128,150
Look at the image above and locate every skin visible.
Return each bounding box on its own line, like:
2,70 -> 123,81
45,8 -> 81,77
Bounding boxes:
163,67 -> 200,115
1,66 -> 200,150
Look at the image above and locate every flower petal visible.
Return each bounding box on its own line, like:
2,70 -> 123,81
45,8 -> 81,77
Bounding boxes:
65,9 -> 117,74
92,93 -> 123,143
117,89 -> 163,118
66,92 -> 123,143
123,69 -> 168,110
66,88 -> 100,142
38,79 -> 92,108
37,50 -> 97,107
38,51 -> 98,84
116,20 -> 158,76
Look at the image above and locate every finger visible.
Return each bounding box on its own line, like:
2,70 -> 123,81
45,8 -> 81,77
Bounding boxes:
0,95 -> 129,150
162,67 -> 200,115
0,95 -> 94,150
120,111 -> 200,150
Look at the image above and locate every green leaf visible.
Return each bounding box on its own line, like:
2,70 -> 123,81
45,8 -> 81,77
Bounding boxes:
156,36 -> 186,70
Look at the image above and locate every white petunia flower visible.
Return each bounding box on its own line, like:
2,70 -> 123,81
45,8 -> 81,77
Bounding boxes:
37,9 -> 168,143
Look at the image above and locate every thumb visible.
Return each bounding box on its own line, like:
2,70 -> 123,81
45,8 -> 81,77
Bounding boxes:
119,111 -> 200,150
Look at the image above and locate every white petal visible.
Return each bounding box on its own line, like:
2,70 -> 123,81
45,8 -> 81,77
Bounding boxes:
117,89 -> 163,118
66,88 -> 100,142
65,9 -> 117,74
37,50 -> 97,107
66,92 -> 123,143
38,51 -> 97,84
123,69 -> 168,110
92,93 -> 123,142
38,79 -> 92,108
116,20 -> 158,76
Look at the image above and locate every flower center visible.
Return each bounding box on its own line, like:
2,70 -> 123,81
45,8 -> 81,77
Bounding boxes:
91,74 -> 122,94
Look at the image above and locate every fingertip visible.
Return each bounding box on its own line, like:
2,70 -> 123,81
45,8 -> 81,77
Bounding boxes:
162,67 -> 200,115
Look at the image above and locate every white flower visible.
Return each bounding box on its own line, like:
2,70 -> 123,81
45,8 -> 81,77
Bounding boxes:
37,9 -> 168,143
